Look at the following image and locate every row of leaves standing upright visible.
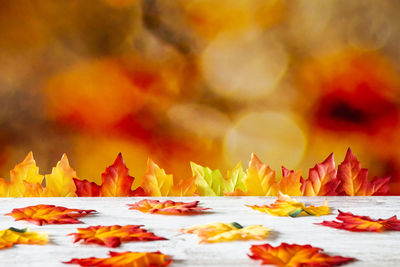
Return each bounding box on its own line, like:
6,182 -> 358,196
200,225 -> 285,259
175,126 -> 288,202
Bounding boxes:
0,148 -> 390,197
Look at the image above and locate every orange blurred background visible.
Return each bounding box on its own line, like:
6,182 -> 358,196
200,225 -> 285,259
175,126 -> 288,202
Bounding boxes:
2,0 -> 400,193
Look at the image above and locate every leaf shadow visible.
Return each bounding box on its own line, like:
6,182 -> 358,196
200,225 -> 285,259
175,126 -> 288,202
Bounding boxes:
267,230 -> 279,241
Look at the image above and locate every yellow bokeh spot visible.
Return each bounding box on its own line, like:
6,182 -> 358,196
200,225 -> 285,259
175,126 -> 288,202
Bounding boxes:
201,30 -> 288,102
224,111 -> 306,171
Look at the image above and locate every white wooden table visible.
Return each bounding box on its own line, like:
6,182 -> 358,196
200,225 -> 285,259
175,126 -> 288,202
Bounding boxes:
0,197 -> 398,266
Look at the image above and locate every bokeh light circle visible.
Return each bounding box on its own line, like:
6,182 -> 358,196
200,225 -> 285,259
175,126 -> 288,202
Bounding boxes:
224,111 -> 306,170
201,30 -> 288,101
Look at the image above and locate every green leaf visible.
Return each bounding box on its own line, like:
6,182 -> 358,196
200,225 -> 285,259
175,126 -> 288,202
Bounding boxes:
9,227 -> 28,233
191,162 -> 247,196
191,162 -> 225,196
288,208 -> 303,218
231,222 -> 244,229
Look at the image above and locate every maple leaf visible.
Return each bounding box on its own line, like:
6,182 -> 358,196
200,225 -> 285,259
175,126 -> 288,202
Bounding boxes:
226,153 -> 277,196
191,162 -> 246,196
74,153 -> 144,197
0,227 -> 48,250
140,159 -> 197,196
127,199 -> 209,215
180,222 -> 270,243
301,153 -> 340,196
169,175 -> 197,196
0,152 -> 44,197
248,243 -> 355,267
316,210 -> 400,232
247,192 -> 330,217
6,204 -> 96,225
64,250 -> 172,267
279,167 -> 302,196
337,148 -> 390,196
73,179 -> 101,197
10,152 -> 44,185
191,162 -> 225,196
227,154 -> 302,196
141,159 -> 174,196
224,162 -> 246,193
44,154 -> 77,197
68,225 -> 166,247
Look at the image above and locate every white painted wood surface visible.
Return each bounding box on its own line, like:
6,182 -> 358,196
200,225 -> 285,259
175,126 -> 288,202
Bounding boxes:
0,197 -> 398,266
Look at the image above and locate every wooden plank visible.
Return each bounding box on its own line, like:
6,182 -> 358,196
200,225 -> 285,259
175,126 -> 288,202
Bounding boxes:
0,197 -> 399,266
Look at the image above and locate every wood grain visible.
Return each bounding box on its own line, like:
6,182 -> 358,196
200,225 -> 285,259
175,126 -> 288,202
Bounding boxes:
0,197 -> 398,266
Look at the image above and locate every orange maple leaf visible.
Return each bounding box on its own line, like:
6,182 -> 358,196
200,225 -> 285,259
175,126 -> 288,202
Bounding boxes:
169,175 -> 197,196
141,159 -> 173,196
127,199 -> 209,215
337,148 -> 390,196
300,153 -> 340,196
0,152 -> 44,197
140,159 -> 197,196
64,250 -> 172,267
316,210 -> 400,232
74,153 -> 144,197
181,222 -> 270,243
248,243 -> 355,267
68,225 -> 166,247
6,204 -> 96,225
279,167 -> 302,196
0,227 -> 48,250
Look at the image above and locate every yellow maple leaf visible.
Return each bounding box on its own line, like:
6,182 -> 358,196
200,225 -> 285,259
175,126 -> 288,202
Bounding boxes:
140,158 -> 196,196
141,159 -> 174,196
10,152 -> 43,185
43,154 -> 78,197
224,162 -> 246,193
241,153 -> 278,196
247,192 -> 330,217
180,222 -> 270,243
227,154 -> 303,196
0,152 -> 44,197
0,227 -> 48,249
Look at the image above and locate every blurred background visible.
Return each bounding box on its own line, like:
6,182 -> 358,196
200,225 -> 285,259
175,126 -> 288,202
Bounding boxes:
1,0 -> 400,193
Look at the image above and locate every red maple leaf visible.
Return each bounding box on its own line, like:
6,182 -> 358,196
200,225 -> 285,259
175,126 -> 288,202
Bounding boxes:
6,205 -> 96,225
73,153 -> 144,197
248,243 -> 355,267
337,148 -> 390,196
316,210 -> 400,232
301,153 -> 340,196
